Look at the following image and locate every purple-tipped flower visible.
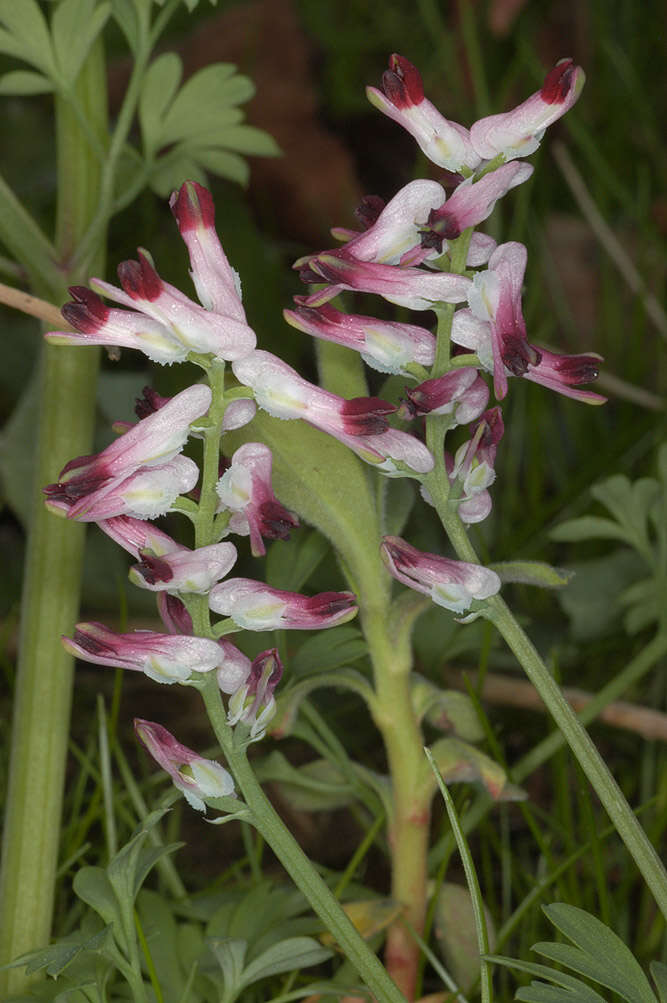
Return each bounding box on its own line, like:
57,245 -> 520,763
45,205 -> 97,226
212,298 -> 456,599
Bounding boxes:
470,59 -> 585,162
96,514 -> 183,559
227,648 -> 283,740
284,300 -> 436,375
445,406 -> 504,524
134,719 -> 235,811
129,541 -> 238,595
216,443 -> 299,557
45,454 -> 200,522
157,593 -> 194,635
399,368 -> 489,425
366,54 -> 481,173
299,254 -> 471,312
380,536 -> 501,613
169,180 -> 247,323
232,351 -> 433,475
459,242 -> 605,402
62,622 -> 224,683
421,162 -> 533,250
209,579 -> 358,630
48,286 -> 190,364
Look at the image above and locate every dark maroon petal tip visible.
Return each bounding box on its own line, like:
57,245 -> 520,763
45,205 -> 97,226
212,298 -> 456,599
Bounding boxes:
118,252 -> 162,302
354,194 -> 386,230
62,287 -> 109,331
553,354 -> 601,385
135,386 -> 169,420
134,552 -> 174,584
72,627 -> 114,655
257,500 -> 299,541
169,180 -> 216,232
385,53 -> 424,107
540,59 -> 575,104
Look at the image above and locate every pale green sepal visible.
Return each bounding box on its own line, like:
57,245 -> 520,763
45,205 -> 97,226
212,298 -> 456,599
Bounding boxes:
489,560 -> 574,588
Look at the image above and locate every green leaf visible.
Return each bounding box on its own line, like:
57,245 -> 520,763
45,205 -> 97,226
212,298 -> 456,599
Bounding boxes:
428,737 -> 519,801
410,675 -> 484,742
189,146 -> 249,185
486,955 -> 606,1002
434,884 -> 495,992
0,0 -> 56,78
650,961 -> 667,1003
148,153 -> 208,197
265,528 -> 331,592
159,64 -> 254,145
51,0 -> 111,88
209,937 -> 247,995
271,668 -> 374,738
109,0 -> 142,53
254,751 -> 356,812
0,927 -> 111,979
136,890 -> 185,1002
490,561 -> 574,588
381,476 -> 416,537
550,515 -> 630,544
0,69 -> 53,95
139,52 -> 183,157
72,867 -> 119,928
107,809 -> 174,908
537,902 -> 657,1003
240,937 -> 332,986
205,124 -> 281,156
555,548 -> 645,641
290,626 -> 368,676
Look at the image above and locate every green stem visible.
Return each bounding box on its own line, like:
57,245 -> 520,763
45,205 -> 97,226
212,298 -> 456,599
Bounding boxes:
0,39 -> 108,996
428,488 -> 667,918
200,676 -> 408,1003
362,599 -> 432,1001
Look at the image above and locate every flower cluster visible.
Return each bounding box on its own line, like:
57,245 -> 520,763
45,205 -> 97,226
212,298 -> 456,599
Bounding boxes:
45,54 -> 602,810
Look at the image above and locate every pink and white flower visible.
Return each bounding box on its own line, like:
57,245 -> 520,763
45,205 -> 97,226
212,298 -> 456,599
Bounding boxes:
209,579 -> 358,631
129,541 -> 238,594
45,454 -> 200,522
298,254 -> 471,312
216,443 -> 299,557
399,368 -> 489,425
366,54 -> 481,173
227,648 -> 283,740
134,719 -> 235,811
216,639 -> 252,695
232,351 -> 433,475
380,536 -> 501,613
284,300 -> 436,375
62,622 -> 224,683
455,242 -> 605,402
421,162 -> 533,250
470,59 -> 585,162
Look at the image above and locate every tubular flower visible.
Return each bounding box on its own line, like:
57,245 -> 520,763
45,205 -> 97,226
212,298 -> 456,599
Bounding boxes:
44,454 -> 200,522
458,242 -> 605,402
216,443 -> 299,557
445,406 -> 504,524
284,300 -> 436,375
232,350 -> 433,475
129,541 -> 238,595
227,648 -> 284,740
399,368 -> 489,425
366,53 -> 481,173
169,179 -> 247,322
62,622 -> 224,684
209,579 -> 359,631
298,254 -> 471,311
380,536 -> 501,613
157,593 -> 194,635
96,514 -> 183,559
48,285 -> 190,364
421,162 -> 533,250
134,719 -> 235,811
470,59 -> 586,162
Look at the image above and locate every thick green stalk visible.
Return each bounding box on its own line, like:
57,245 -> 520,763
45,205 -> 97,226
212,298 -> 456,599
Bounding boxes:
200,676 -> 408,1003
0,40 -> 108,995
363,602 -> 432,1001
